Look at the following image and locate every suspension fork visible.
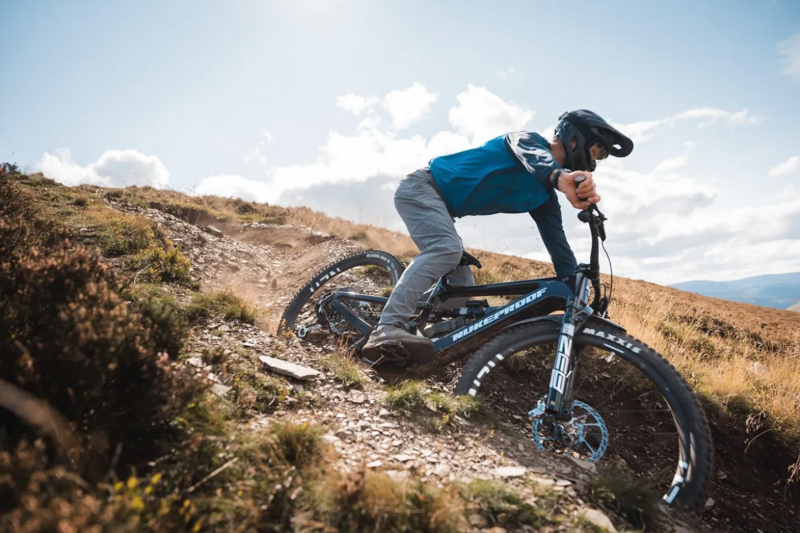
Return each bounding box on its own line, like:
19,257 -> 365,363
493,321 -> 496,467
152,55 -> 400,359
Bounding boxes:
544,273 -> 594,420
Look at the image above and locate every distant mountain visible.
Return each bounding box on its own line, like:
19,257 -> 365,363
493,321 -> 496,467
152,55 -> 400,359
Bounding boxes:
670,272 -> 800,310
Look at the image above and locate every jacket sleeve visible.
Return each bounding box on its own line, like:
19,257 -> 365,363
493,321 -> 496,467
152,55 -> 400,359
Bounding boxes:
505,132 -> 562,194
529,193 -> 578,278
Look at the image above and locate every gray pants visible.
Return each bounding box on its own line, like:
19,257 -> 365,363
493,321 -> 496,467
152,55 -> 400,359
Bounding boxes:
380,168 -> 474,327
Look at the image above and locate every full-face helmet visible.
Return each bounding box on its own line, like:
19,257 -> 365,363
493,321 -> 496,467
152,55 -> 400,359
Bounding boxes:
555,109 -> 634,172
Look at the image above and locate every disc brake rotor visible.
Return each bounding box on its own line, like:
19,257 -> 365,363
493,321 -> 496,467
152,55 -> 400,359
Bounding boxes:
529,398 -> 609,462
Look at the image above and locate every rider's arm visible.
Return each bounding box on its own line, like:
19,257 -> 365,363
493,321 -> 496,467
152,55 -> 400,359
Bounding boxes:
504,132 -> 563,192
505,132 -> 600,209
547,169 -> 600,210
529,193 -> 578,278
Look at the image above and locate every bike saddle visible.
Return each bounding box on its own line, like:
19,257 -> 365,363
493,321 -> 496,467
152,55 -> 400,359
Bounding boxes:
459,251 -> 482,269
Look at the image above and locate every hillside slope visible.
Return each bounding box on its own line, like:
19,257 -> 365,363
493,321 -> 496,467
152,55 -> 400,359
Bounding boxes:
671,272 -> 800,310
3,171 -> 800,532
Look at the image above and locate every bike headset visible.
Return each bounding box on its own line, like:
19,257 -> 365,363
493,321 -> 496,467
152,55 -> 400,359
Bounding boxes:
555,109 -> 634,172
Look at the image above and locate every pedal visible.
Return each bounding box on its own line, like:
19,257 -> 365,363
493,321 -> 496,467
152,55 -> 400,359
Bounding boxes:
363,340 -> 411,364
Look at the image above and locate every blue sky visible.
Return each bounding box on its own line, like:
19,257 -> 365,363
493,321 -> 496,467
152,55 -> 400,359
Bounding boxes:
2,0 -> 799,284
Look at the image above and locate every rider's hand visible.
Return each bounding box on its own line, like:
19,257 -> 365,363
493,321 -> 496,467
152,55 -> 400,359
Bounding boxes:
557,171 -> 601,210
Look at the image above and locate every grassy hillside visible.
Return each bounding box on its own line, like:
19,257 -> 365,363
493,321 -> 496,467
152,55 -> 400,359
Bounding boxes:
3,169 -> 800,531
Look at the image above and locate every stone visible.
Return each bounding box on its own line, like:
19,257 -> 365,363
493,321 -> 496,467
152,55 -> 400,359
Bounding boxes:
322,434 -> 341,444
259,355 -> 321,380
393,454 -> 415,462
186,357 -> 205,368
555,479 -> 572,487
378,408 -> 391,417
468,514 -> 488,528
204,225 -> 224,238
705,497 -> 715,509
530,475 -> 556,486
433,464 -> 451,477
580,508 -> 617,532
366,460 -> 383,468
494,466 -> 527,478
211,383 -> 231,397
570,456 -> 597,473
385,470 -> 409,482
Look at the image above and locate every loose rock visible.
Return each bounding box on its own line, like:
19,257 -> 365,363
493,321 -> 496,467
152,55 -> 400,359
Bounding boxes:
259,355 -> 321,380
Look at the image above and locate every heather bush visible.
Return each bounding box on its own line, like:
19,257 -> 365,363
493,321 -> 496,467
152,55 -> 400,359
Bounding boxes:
186,290 -> 256,324
0,173 -> 204,477
133,242 -> 193,284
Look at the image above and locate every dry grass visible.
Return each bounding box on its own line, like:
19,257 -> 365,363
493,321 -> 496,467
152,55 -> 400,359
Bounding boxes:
610,278 -> 800,447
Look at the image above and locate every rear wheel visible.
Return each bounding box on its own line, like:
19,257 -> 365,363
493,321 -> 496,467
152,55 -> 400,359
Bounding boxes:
455,319 -> 712,511
278,250 -> 403,349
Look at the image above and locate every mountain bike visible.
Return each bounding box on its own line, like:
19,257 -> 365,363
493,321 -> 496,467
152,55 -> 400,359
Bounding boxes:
278,196 -> 712,511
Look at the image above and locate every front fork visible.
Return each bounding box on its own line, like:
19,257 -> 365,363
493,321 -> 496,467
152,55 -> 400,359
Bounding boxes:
543,271 -> 594,421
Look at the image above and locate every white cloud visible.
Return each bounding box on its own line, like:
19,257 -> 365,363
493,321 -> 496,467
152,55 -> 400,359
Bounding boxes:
496,66 -> 515,81
230,85 -> 528,203
244,130 -> 274,166
777,33 -> 800,82
38,148 -> 169,188
653,155 -> 688,173
382,82 -> 438,130
194,174 -> 273,203
769,155 -> 800,177
619,107 -> 763,144
448,84 -> 533,143
336,94 -> 379,115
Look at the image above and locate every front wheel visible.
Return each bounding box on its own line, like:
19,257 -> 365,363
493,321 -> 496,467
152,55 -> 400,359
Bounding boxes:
454,319 -> 712,512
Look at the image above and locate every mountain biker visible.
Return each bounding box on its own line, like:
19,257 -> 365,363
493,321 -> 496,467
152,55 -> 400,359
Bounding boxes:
362,109 -> 634,361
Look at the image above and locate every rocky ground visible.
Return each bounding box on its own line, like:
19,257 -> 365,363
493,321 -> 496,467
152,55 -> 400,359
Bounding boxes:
116,201 -> 743,533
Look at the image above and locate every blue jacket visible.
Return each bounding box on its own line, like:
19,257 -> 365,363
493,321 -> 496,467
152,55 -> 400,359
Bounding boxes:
429,132 -> 562,218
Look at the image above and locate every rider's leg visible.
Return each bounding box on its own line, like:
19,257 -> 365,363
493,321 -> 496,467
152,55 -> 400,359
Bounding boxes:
529,192 -> 578,279
364,168 -> 463,357
379,169 -> 464,326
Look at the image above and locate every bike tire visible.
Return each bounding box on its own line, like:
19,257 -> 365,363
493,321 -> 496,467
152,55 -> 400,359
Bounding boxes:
454,319 -> 712,512
278,250 -> 404,336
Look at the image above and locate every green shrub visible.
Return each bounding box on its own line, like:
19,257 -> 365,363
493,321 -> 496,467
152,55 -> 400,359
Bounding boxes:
460,479 -> 543,528
307,469 -> 463,532
133,242 -> 193,284
186,290 -> 256,324
384,381 -> 482,419
130,289 -> 190,359
0,185 -> 204,475
101,217 -> 161,257
588,471 -> 663,531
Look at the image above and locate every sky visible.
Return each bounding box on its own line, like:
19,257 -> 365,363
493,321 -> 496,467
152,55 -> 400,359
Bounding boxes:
2,0 -> 799,285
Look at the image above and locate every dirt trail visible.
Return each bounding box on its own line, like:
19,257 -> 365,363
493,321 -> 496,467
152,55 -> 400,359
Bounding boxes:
127,203 -> 800,533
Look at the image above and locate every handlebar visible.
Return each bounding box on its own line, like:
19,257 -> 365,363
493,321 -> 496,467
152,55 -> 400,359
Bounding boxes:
573,174 -> 610,315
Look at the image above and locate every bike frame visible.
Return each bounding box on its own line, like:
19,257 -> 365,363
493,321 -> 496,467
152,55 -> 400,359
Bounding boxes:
325,205 -> 608,422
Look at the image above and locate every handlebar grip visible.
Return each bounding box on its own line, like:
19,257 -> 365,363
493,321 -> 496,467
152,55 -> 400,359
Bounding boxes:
574,174 -> 587,202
